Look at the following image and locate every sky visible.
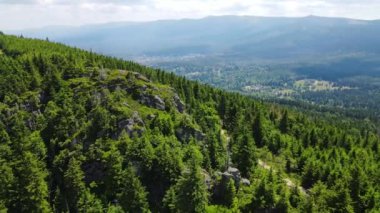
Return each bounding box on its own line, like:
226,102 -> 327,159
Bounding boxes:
1,0 -> 380,30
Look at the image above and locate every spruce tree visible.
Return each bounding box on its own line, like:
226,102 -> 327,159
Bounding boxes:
164,156 -> 208,213
235,132 -> 256,177
252,113 -> 265,147
279,110 -> 290,134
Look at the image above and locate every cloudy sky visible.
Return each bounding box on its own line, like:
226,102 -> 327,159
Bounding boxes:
1,0 -> 380,30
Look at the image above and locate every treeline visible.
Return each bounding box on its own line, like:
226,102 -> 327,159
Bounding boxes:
0,34 -> 379,212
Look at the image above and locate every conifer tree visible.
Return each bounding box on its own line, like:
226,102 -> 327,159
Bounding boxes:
117,166 -> 150,212
224,178 -> 236,208
164,154 -> 208,213
252,112 -> 265,147
279,110 -> 290,134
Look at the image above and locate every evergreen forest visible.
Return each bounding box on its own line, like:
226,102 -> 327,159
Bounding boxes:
0,34 -> 379,212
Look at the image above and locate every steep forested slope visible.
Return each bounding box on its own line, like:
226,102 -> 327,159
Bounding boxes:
14,16 -> 380,127
0,34 -> 379,212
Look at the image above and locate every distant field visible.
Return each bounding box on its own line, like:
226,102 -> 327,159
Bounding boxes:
294,79 -> 353,91
149,59 -> 380,122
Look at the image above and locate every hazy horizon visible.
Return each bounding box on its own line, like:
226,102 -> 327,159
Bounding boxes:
5,14 -> 380,33
1,0 -> 380,30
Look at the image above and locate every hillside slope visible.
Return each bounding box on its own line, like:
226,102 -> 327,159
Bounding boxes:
0,34 -> 379,212
13,16 -> 380,122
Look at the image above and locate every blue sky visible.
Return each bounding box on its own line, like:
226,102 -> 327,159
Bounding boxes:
1,0 -> 380,30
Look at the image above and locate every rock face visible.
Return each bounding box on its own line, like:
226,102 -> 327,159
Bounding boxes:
175,126 -> 205,142
173,94 -> 185,113
240,178 -> 251,186
202,169 -> 213,190
212,167 -> 248,202
220,167 -> 250,186
222,167 -> 241,186
227,167 -> 241,180
152,95 -> 166,110
116,111 -> 145,138
138,93 -> 166,110
134,72 -> 151,82
110,71 -> 185,113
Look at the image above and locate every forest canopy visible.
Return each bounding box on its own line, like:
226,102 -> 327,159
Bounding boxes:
0,34 -> 379,212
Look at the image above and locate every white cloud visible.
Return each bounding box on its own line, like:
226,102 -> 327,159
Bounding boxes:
1,0 -> 380,30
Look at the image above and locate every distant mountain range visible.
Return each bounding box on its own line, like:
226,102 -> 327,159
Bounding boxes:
9,15 -> 380,62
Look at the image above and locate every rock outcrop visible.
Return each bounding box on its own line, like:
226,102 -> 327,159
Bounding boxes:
173,94 -> 185,113
219,167 -> 250,187
240,178 -> 251,186
175,126 -> 205,142
134,72 -> 151,82
116,111 -> 145,138
138,93 -> 166,110
202,170 -> 213,190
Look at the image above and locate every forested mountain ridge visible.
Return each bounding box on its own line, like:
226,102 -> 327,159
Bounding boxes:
15,16 -> 380,123
0,34 -> 379,212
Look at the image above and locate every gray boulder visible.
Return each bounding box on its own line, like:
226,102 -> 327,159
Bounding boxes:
173,94 -> 185,113
138,93 -> 166,110
134,73 -> 151,82
220,167 -> 248,188
116,111 -> 145,138
227,167 -> 241,182
240,178 -> 251,186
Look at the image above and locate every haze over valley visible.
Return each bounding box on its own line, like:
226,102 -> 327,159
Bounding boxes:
13,15 -> 380,121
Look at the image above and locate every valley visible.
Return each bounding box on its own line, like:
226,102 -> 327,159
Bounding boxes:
148,59 -> 380,123
15,15 -> 380,123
